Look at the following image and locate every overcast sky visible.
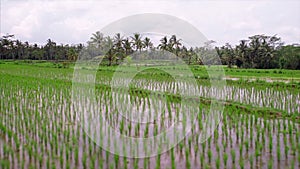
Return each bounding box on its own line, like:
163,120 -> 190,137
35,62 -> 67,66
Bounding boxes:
1,0 -> 299,46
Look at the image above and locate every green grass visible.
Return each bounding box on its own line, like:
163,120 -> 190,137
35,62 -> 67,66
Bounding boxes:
1,59 -> 299,78
224,67 -> 300,79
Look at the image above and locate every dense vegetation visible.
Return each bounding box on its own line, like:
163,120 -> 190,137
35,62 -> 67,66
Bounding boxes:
1,32 -> 299,69
216,35 -> 300,69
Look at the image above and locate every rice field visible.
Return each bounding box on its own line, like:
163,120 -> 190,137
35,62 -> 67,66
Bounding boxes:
0,61 -> 299,169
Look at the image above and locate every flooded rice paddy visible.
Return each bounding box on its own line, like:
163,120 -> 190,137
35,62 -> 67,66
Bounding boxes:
0,67 -> 299,169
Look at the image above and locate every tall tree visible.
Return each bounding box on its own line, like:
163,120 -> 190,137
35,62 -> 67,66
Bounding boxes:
123,38 -> 132,55
143,37 -> 153,50
131,33 -> 143,52
169,35 -> 182,56
235,40 -> 248,68
158,36 -> 168,51
223,43 -> 236,68
113,33 -> 125,61
45,39 -> 56,60
278,45 -> 300,69
88,31 -> 104,49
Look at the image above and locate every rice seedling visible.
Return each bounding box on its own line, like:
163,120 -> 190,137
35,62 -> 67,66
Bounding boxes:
223,152 -> 228,167
239,143 -> 243,156
285,145 -> 290,158
231,149 -> 236,164
185,147 -> 191,169
200,154 -> 205,167
171,148 -> 176,169
239,158 -> 244,169
208,149 -> 212,163
249,155 -> 254,169
277,144 -> 281,162
0,63 -> 299,169
216,156 -> 220,169
268,158 -> 273,169
155,153 -> 161,169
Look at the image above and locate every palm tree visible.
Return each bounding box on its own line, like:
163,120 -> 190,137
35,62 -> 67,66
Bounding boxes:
123,38 -> 132,55
23,41 -> 30,59
113,33 -> 125,61
169,35 -> 182,53
248,35 -> 264,68
8,39 -> 16,59
0,34 -> 16,59
131,33 -> 143,52
89,31 -> 104,49
106,48 -> 116,66
103,36 -> 114,51
143,37 -> 153,50
101,36 -> 116,65
158,36 -> 168,51
223,43 -> 236,68
186,47 -> 193,65
15,40 -> 24,59
235,40 -> 248,68
114,33 -> 124,47
45,39 -> 56,60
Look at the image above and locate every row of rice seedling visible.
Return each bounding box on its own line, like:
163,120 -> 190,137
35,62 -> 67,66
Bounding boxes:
108,75 -> 299,114
0,65 -> 299,169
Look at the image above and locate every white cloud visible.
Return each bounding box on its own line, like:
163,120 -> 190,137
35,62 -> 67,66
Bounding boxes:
1,0 -> 299,46
11,9 -> 40,39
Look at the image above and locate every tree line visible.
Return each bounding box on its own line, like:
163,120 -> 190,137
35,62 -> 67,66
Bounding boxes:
0,34 -> 83,61
0,32 -> 299,69
216,35 -> 300,69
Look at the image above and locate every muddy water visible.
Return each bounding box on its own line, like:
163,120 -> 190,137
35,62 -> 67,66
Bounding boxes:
113,114 -> 299,169
0,75 -> 300,169
1,84 -> 299,169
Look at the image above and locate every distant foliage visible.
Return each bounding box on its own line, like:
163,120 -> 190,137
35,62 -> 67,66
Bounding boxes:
1,33 -> 299,69
216,35 -> 300,69
0,34 -> 82,61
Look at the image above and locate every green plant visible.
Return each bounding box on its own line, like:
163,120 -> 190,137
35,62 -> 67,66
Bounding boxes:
239,159 -> 244,169
208,150 -> 212,163
224,153 -> 228,167
231,149 -> 236,163
216,157 -> 220,169
267,158 -> 273,169
171,148 -> 176,169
